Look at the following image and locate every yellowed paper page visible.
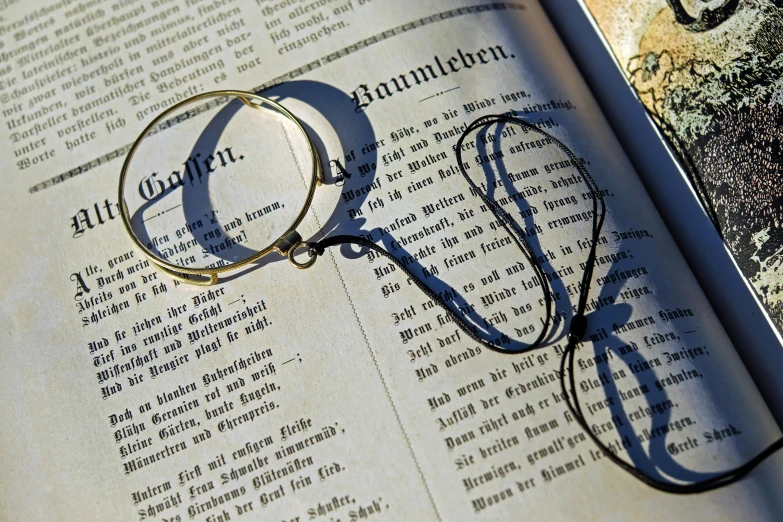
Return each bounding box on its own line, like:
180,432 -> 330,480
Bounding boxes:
0,1 -> 781,520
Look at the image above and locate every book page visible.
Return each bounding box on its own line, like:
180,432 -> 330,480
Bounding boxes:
573,0 -> 783,336
0,0 -> 781,521
541,0 -> 783,423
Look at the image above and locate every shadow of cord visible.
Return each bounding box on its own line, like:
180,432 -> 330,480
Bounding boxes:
128,86 -> 782,491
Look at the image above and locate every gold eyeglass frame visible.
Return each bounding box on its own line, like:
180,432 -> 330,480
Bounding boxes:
118,90 -> 323,287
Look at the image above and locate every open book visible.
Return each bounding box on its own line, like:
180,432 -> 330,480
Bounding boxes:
1,0 -> 782,520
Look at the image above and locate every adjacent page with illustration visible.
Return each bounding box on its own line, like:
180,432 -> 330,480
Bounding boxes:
581,0 -> 783,335
1,1 -> 782,521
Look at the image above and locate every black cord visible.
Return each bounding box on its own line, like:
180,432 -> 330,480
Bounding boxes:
307,114 -> 782,493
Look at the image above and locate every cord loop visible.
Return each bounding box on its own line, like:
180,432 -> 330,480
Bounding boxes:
315,114 -> 783,494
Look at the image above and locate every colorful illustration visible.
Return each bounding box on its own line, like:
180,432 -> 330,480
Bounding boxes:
585,0 -> 783,331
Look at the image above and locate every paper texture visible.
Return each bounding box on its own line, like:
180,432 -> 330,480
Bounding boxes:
1,0 -> 782,520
